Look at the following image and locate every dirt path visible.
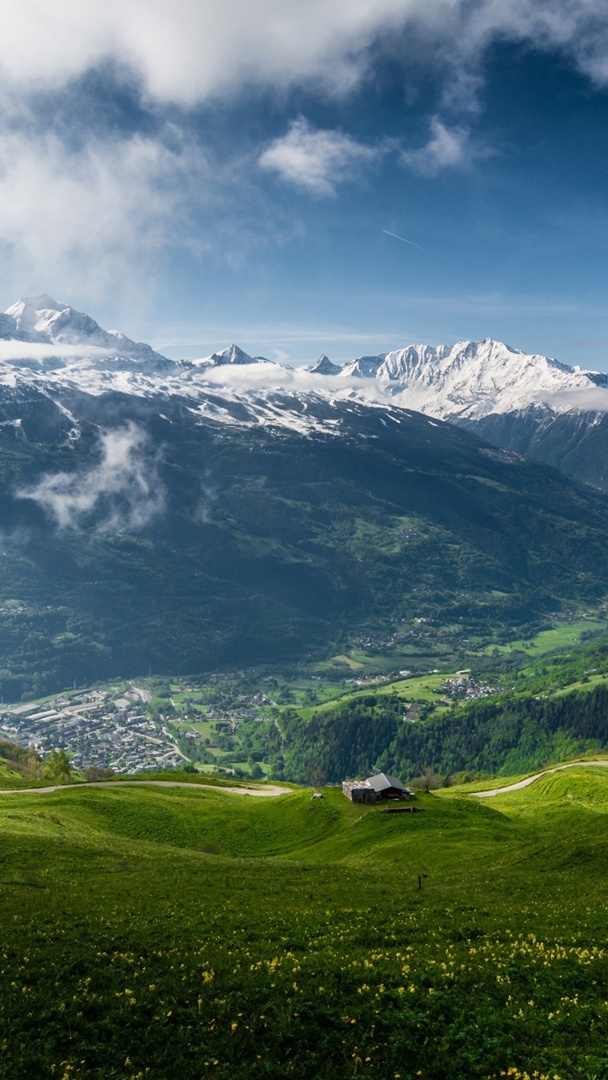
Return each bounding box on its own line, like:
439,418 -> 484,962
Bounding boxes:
471,759 -> 608,798
0,780 -> 291,798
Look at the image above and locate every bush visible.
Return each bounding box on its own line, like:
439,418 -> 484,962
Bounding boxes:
83,766 -> 116,781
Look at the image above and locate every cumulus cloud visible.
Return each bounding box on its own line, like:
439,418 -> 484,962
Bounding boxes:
2,0 -> 608,293
0,0 -> 409,103
450,0 -> 608,91
259,119 -> 379,196
17,423 -> 165,531
401,117 -> 474,176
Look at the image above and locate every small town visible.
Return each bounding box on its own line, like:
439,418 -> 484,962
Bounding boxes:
439,673 -> 500,701
0,687 -> 186,773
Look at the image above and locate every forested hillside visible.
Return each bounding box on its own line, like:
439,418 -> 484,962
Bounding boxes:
280,680 -> 608,784
1,390 -> 608,698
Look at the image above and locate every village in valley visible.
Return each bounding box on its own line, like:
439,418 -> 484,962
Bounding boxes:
0,605 -> 601,779
0,658 -> 504,780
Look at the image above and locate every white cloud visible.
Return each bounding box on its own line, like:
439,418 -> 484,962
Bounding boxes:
1,0 -> 608,298
0,0 -> 410,103
17,422 -> 165,531
401,117 -> 472,176
1,1 -> 608,106
259,119 -> 379,196
538,386 -> 608,412
457,0 -> 608,88
0,122 -> 211,305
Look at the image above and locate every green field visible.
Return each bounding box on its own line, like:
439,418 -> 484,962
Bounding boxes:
3,768 -> 608,1077
299,673 -> 449,720
482,617 -> 606,657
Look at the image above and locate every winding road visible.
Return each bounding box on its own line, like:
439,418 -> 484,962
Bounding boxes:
471,759 -> 608,798
0,780 -> 291,798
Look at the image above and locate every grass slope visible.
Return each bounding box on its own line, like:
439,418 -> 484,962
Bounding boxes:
2,771 -> 608,1077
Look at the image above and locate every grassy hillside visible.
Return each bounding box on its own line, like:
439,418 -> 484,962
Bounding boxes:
3,770 -> 608,1077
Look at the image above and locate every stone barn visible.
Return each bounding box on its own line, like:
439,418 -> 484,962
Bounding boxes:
342,773 -> 411,802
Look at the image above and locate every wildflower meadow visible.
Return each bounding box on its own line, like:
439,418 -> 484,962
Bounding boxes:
1,770 -> 608,1077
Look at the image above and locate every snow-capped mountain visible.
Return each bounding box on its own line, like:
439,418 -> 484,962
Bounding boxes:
2,295 -> 605,422
0,296 -> 409,439
310,354 -> 342,375
2,296 -> 608,692
189,344 -> 272,368
326,338 -> 608,420
2,295 -> 608,485
1,295 -> 169,367
310,338 -> 608,488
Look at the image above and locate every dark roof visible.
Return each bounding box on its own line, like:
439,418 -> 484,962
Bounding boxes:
365,772 -> 407,792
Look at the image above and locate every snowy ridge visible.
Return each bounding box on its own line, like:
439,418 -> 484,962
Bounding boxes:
334,338 -> 608,419
0,298 -> 404,438
1,296 -> 608,441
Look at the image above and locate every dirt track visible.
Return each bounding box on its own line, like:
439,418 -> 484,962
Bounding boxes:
471,759 -> 608,798
0,780 -> 291,797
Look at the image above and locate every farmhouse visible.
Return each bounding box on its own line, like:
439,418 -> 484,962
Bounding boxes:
342,780 -> 376,803
342,772 -> 411,803
367,772 -> 411,799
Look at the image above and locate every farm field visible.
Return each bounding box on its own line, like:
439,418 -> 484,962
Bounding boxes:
296,672 -> 451,721
480,617 -> 606,657
277,613 -> 608,722
3,768 -> 608,1077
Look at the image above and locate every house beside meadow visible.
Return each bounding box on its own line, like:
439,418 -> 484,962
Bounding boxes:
342,772 -> 411,803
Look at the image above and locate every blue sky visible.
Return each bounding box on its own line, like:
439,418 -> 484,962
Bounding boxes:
2,1 -> 608,368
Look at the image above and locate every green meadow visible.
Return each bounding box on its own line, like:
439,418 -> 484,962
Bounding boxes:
480,618 -> 607,658
2,770 -> 608,1078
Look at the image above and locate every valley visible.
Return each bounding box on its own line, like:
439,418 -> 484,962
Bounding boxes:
7,0 -> 608,1072
2,606 -> 608,788
2,298 -> 608,1076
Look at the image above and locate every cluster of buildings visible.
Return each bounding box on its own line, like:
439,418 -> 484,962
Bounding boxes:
343,673 -> 396,687
0,687 -> 186,773
440,673 -> 499,701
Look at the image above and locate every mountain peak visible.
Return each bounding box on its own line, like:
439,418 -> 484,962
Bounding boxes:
21,294 -> 63,312
310,354 -> 342,375
2,295 -> 170,367
199,344 -> 273,367
210,344 -> 255,366
340,354 -> 387,378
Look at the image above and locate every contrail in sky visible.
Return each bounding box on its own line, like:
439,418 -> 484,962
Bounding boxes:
382,229 -> 435,255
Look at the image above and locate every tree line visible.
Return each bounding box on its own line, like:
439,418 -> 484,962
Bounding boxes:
278,684 -> 608,784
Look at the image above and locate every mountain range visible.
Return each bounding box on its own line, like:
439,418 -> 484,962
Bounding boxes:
0,295 -> 606,697
312,337 -> 608,491
1,295 -> 607,487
